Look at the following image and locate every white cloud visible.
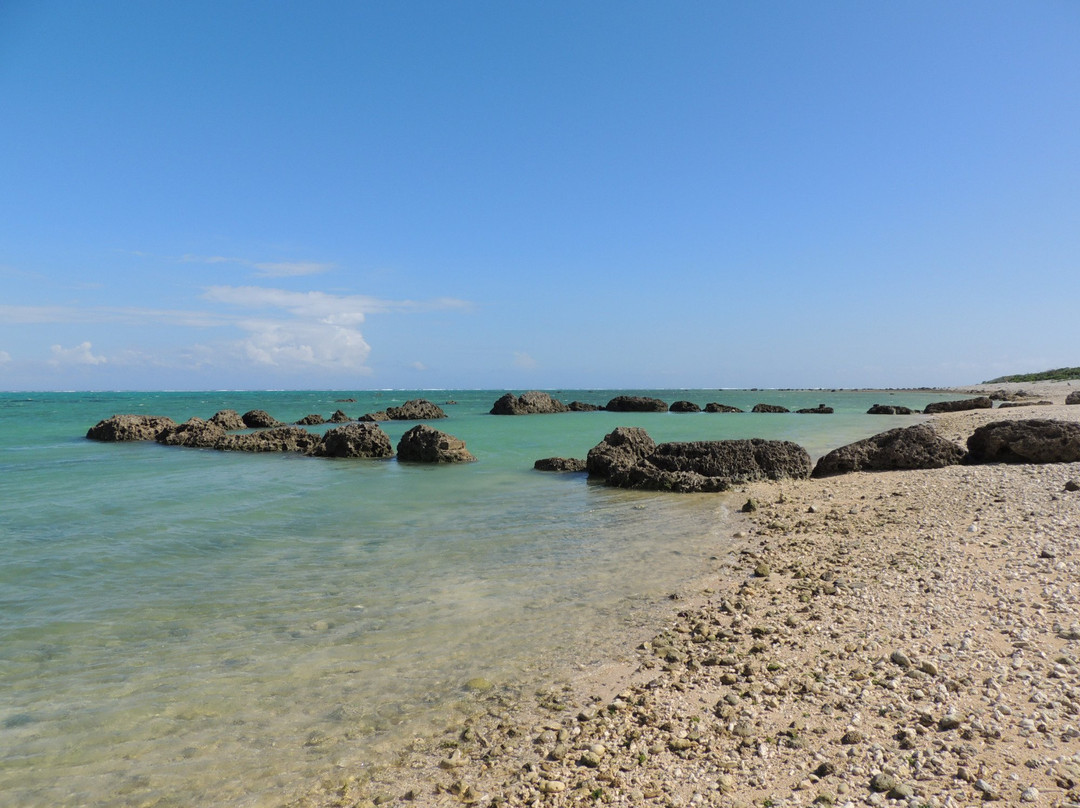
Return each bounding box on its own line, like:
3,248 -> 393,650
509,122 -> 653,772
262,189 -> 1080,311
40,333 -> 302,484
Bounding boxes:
0,350 -> 11,363
513,351 -> 537,369
410,361 -> 428,371
231,317 -> 371,369
49,342 -> 107,366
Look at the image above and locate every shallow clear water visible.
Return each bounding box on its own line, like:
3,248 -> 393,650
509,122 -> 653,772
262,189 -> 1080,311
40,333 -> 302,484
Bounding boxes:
0,388 -> 948,807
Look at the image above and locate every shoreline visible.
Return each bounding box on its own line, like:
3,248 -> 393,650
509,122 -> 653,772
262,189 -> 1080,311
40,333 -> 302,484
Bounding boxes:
298,381 -> 1080,808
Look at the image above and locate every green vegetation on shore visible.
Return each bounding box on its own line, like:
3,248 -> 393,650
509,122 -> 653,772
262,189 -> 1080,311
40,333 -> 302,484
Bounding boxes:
983,367 -> 1080,383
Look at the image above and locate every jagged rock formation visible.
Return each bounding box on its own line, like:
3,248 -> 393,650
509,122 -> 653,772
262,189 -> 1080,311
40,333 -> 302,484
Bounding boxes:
241,409 -> 282,428
86,414 -> 176,442
605,395 -> 668,412
811,424 -> 966,478
396,424 -> 476,462
966,419 -> 1080,464
385,399 -> 447,420
533,457 -> 587,472
208,409 -> 245,430
309,423 -> 394,458
490,391 -> 570,415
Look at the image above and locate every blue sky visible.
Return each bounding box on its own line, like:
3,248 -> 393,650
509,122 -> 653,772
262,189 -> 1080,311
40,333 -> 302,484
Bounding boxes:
1,1 -> 1077,391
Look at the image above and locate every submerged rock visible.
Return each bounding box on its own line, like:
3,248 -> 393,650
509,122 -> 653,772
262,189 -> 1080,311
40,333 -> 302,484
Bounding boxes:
310,423 -> 394,459
385,399 -> 447,420
86,414 -> 176,442
397,424 -> 476,463
812,424 -> 965,477
534,457 -> 587,472
923,396 -> 992,414
796,404 -> 833,414
605,395 -> 668,413
217,426 -> 319,453
568,401 -> 603,412
966,419 -> 1080,464
490,391 -> 570,415
241,409 -> 282,428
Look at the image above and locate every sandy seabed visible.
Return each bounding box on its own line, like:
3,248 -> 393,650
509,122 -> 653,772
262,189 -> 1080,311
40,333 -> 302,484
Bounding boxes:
296,381 -> 1080,808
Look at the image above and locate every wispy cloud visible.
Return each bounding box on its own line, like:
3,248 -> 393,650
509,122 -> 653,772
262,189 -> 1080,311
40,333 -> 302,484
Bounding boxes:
0,350 -> 11,364
513,351 -> 537,369
49,342 -> 107,366
180,254 -> 336,277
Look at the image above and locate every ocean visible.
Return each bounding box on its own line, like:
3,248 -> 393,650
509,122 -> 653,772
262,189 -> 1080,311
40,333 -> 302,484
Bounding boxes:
0,388 -> 950,807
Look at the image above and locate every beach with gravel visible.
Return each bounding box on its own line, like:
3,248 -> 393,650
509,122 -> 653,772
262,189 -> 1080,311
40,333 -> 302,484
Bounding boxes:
299,381 -> 1080,808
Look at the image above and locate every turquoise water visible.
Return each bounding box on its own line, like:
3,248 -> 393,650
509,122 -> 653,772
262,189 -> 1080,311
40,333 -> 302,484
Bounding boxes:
0,389 -> 948,807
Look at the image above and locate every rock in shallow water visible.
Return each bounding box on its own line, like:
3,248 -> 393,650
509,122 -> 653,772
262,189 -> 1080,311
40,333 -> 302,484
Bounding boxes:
86,414 -> 176,441
396,424 -> 476,463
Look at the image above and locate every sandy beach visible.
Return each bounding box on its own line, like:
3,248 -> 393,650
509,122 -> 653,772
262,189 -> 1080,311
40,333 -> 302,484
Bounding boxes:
297,381 -> 1080,808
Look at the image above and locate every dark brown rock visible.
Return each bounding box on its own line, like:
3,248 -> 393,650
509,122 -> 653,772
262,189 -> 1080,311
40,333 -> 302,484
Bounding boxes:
867,404 -> 916,415
208,409 -> 246,430
705,403 -> 744,413
359,410 -> 389,422
796,404 -> 833,414
752,403 -> 790,413
568,401 -> 603,412
589,429 -> 812,493
296,413 -> 326,425
87,414 -> 176,442
328,409 -> 352,423
396,424 -> 476,463
385,399 -> 447,420
490,391 -> 570,415
668,401 -> 702,413
812,424 -> 966,478
217,426 -> 319,453
157,418 -> 227,448
310,423 -> 394,458
241,409 -> 282,428
586,427 -> 657,479
533,457 -> 587,472
1067,390 -> 1080,405
997,400 -> 1053,408
923,397 -> 992,414
605,395 -> 668,413
966,419 -> 1080,464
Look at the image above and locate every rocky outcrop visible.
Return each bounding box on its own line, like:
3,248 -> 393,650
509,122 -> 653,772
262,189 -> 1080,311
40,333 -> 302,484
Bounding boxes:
157,418 -> 227,448
811,424 -> 965,478
605,395 -> 668,413
328,409 -> 352,423
997,401 -> 1053,409
86,414 -> 176,442
923,397 -> 992,415
752,403 -> 790,414
569,401 -> 603,412
966,419 -> 1080,464
587,428 -> 811,493
310,423 -> 394,458
359,411 -> 389,422
796,404 -> 833,414
867,404 -> 916,415
668,401 -> 701,413
217,427 -> 320,453
396,425 -> 476,463
490,391 -> 570,415
296,413 -> 326,425
385,399 -> 447,420
705,403 -> 744,413
586,427 -> 657,479
1067,390 -> 1080,405
533,457 -> 587,472
208,409 -> 245,430
241,409 -> 282,428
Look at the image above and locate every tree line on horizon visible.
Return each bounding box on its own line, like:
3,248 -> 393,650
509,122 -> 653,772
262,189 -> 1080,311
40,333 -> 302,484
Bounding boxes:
983,366 -> 1080,383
